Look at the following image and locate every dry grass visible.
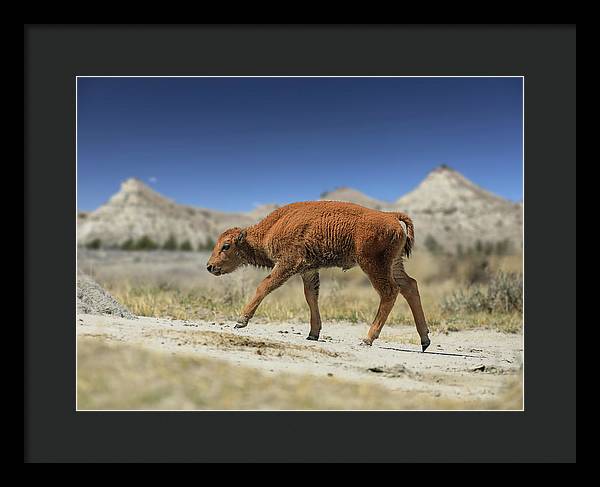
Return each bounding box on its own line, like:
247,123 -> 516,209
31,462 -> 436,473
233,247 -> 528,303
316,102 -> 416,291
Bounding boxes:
77,337 -> 522,410
108,281 -> 523,334
85,249 -> 523,334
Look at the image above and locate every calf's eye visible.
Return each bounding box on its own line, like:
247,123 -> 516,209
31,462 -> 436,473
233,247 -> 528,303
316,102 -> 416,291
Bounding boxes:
221,243 -> 230,251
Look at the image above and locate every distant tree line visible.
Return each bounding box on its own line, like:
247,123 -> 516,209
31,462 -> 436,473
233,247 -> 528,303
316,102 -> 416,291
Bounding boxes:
423,236 -> 516,256
84,235 -> 217,252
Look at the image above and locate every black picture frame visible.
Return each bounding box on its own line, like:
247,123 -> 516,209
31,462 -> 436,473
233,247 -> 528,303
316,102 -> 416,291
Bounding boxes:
24,24 -> 576,463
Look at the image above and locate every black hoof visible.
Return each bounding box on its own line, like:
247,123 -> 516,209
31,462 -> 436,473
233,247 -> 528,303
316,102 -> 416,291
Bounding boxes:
360,339 -> 373,347
306,335 -> 319,341
422,339 -> 431,352
234,319 -> 248,329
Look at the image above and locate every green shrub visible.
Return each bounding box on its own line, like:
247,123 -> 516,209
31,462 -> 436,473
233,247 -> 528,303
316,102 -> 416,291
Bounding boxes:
85,238 -> 102,250
442,271 -> 523,314
474,240 -> 484,254
134,236 -> 158,251
463,256 -> 491,284
179,240 -> 193,252
483,241 -> 494,256
121,238 -> 134,250
495,239 -> 514,256
162,235 -> 178,251
424,235 -> 444,255
463,239 -> 516,257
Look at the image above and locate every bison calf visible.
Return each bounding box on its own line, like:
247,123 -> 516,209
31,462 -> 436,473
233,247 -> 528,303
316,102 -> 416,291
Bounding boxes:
206,201 -> 430,351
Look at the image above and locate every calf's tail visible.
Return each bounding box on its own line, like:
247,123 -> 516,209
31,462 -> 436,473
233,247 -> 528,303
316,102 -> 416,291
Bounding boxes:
393,212 -> 415,258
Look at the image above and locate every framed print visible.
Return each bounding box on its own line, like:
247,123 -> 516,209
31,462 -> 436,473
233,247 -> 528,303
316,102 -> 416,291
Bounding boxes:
25,24 -> 576,463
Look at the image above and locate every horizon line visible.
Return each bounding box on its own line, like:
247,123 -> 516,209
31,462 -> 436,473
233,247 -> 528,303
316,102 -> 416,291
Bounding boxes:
76,166 -> 523,214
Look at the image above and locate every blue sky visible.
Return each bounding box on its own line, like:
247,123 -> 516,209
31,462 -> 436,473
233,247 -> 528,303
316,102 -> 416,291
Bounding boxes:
77,77 -> 523,212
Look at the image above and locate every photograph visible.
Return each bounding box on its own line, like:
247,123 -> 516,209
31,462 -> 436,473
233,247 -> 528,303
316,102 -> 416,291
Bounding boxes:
75,76 -> 524,411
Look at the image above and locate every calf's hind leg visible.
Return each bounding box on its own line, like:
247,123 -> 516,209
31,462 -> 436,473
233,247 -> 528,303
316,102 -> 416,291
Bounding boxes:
302,270 -> 322,340
360,262 -> 400,346
392,257 -> 431,352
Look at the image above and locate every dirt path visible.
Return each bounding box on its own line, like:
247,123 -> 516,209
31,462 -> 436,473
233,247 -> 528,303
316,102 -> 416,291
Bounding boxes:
77,313 -> 523,405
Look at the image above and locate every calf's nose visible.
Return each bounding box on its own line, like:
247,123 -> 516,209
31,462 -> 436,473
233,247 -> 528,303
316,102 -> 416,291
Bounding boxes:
207,264 -> 213,273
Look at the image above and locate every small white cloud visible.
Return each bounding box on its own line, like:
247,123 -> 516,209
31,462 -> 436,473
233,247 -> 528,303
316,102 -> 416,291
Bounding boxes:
149,177 -> 158,184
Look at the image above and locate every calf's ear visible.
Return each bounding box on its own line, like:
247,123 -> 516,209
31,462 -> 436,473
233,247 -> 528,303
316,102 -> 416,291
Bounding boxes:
236,230 -> 246,243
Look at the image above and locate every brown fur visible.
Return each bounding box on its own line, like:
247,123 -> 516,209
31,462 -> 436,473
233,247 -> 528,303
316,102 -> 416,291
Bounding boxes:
207,201 -> 430,349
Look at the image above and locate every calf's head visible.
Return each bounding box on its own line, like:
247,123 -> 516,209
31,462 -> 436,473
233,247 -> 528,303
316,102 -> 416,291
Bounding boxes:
206,227 -> 246,276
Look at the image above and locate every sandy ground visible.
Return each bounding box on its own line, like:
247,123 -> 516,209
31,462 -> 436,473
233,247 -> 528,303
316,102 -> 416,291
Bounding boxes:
77,313 -> 523,405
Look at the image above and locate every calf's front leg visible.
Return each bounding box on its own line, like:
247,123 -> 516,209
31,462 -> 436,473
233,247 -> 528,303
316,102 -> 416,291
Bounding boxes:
235,264 -> 295,329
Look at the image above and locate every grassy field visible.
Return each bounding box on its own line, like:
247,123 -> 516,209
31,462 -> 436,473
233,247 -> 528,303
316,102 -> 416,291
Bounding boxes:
81,249 -> 523,335
77,337 -> 523,410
